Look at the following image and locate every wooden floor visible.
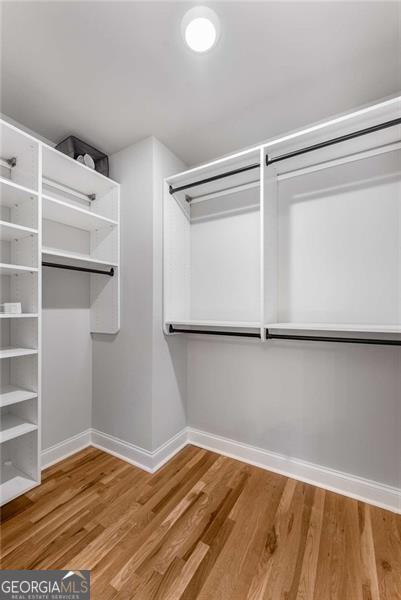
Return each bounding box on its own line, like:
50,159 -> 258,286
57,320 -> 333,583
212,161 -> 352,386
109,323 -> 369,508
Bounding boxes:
1,446 -> 400,599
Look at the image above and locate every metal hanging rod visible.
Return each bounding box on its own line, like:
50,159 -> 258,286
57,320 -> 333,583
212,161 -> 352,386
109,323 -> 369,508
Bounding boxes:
42,177 -> 96,202
169,163 -> 260,197
168,118 -> 400,198
0,156 -> 17,169
266,330 -> 401,346
42,261 -> 114,276
266,118 -> 401,167
168,324 -> 261,338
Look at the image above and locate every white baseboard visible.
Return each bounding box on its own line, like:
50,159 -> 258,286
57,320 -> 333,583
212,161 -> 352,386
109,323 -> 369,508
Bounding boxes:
91,427 -> 188,473
187,427 -> 401,515
41,429 -> 92,469
41,427 -> 400,514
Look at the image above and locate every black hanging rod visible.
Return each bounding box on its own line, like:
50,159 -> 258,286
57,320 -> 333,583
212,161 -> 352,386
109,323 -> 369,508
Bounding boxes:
266,330 -> 401,346
168,324 -> 261,338
266,117 -> 401,167
169,163 -> 260,195
42,261 -> 114,276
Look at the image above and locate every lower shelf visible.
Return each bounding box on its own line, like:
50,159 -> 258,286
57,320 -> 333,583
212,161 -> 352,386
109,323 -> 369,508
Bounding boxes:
167,320 -> 261,338
0,415 -> 38,443
0,385 -> 37,409
0,347 -> 38,359
266,323 -> 401,334
0,464 -> 37,506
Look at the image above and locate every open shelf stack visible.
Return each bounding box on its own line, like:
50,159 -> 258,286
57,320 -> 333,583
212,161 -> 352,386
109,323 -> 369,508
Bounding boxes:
164,96 -> 401,344
0,117 -> 120,506
42,144 -> 120,334
0,120 -> 40,504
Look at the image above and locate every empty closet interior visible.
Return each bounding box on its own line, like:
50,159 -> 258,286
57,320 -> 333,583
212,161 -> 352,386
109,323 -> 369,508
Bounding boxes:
0,118 -> 120,505
164,97 -> 401,343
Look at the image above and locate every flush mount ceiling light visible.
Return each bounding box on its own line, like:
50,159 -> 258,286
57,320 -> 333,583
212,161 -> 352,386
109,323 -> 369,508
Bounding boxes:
181,6 -> 220,53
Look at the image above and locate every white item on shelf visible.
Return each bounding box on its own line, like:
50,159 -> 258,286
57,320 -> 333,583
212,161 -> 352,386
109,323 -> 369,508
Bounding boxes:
83,153 -> 95,169
0,302 -> 22,314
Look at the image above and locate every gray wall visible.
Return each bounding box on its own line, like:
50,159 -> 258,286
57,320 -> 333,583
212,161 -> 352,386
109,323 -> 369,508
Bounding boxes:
92,138 -> 154,449
42,268 -> 92,449
151,139 -> 187,449
187,339 -> 401,488
92,137 -> 187,451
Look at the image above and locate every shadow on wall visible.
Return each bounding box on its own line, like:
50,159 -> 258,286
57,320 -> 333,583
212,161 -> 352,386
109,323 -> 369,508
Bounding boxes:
42,268 -> 90,310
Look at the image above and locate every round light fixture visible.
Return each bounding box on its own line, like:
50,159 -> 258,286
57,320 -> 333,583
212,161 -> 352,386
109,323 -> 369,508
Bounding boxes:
182,7 -> 220,53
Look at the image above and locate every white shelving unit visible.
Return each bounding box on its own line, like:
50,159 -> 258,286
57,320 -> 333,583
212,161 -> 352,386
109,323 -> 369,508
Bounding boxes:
164,148 -> 262,336
0,117 -> 120,506
42,144 -> 120,334
164,96 -> 401,343
0,120 -> 40,506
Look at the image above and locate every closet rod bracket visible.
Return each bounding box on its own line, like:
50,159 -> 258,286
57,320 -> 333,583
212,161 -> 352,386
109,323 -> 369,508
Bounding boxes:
0,156 -> 17,168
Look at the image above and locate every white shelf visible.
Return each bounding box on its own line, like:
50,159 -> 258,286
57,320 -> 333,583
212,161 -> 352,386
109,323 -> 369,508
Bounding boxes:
0,414 -> 37,443
42,144 -> 118,199
0,220 -> 38,241
0,385 -> 37,408
266,323 -> 401,334
0,463 -> 37,505
0,177 -> 38,208
0,313 -> 38,319
42,246 -> 117,270
169,320 -> 260,330
0,347 -> 38,359
42,194 -> 117,232
0,263 -> 38,276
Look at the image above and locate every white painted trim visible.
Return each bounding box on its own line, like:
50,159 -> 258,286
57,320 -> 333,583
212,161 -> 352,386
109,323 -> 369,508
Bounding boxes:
91,429 -> 154,472
41,427 -> 401,514
187,428 -> 401,514
41,429 -> 92,469
91,427 -> 188,473
151,429 -> 189,472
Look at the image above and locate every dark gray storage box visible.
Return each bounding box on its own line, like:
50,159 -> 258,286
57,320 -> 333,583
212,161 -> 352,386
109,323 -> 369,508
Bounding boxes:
55,136 -> 109,177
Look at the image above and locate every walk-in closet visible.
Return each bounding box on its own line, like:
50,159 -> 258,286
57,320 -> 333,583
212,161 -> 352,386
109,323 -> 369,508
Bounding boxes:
0,2 -> 400,598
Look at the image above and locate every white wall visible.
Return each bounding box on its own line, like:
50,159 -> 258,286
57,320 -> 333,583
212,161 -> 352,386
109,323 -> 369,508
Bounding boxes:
92,138 -> 154,449
42,268 -> 92,449
92,137 -> 187,451
187,339 -> 401,488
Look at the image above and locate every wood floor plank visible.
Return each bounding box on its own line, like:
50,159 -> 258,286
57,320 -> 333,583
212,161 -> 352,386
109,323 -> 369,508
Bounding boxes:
1,445 -> 400,600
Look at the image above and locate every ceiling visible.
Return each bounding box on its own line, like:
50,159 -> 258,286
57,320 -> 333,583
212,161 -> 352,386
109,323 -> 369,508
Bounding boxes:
1,1 -> 400,166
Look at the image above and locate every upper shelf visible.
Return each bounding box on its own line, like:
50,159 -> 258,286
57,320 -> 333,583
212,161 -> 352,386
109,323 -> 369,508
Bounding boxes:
42,145 -> 118,200
42,247 -> 118,270
0,220 -> 38,241
0,177 -> 38,207
0,263 -> 38,276
0,121 -> 39,191
42,194 -> 117,231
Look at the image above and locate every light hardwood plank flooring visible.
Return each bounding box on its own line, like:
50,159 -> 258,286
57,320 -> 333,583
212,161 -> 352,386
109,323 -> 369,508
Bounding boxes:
1,446 -> 400,599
